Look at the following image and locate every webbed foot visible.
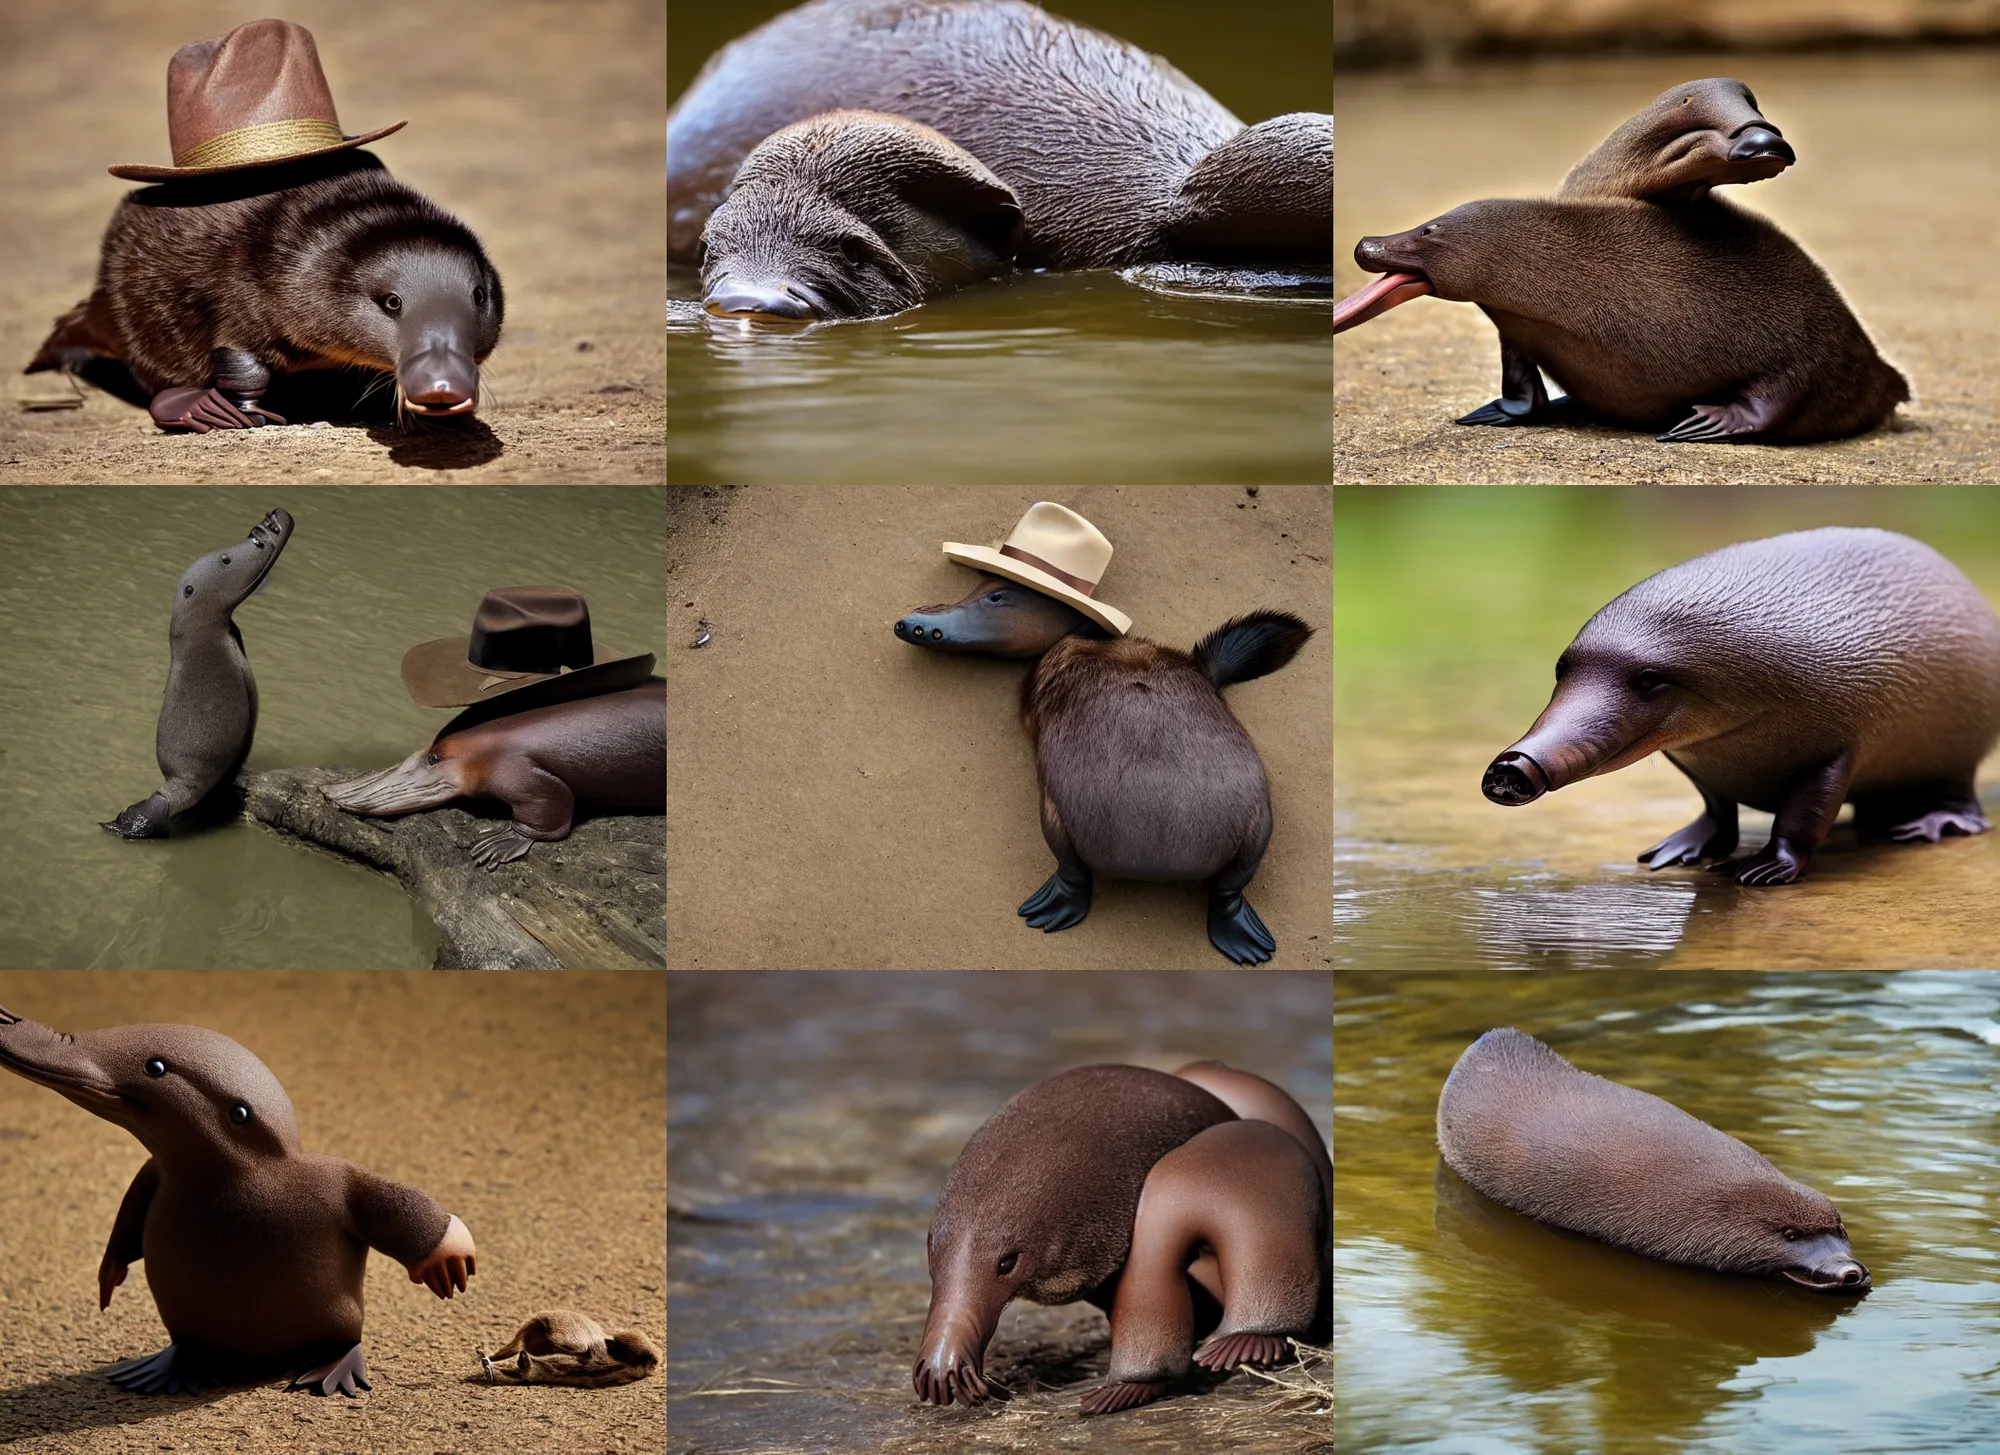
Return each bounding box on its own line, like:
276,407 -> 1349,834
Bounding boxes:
1657,397 -> 1778,443
1456,394 -> 1574,428
1079,1378 -> 1170,1415
286,1343 -> 370,1397
469,826 -> 536,869
1638,814 -> 1738,869
106,1343 -> 221,1395
1887,807 -> 1991,843
1018,868 -> 1092,931
1207,890 -> 1275,964
1710,837 -> 1811,887
149,386 -> 286,432
1193,1330 -> 1292,1371
100,792 -> 170,839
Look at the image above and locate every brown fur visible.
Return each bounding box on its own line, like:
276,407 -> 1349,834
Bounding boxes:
1560,78 -> 1794,201
28,151 -> 501,412
914,1065 -> 1235,1406
480,1310 -> 659,1387
700,110 -> 1023,319
1438,1029 -> 1857,1281
1356,195 -> 1907,441
668,0 -> 1331,299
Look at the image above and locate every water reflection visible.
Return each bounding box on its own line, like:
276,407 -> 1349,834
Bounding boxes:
1335,970 -> 2000,1453
1466,879 -> 1695,968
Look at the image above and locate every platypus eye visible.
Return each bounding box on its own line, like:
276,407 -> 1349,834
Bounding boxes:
474,286 -> 487,307
839,236 -> 872,266
426,751 -> 441,767
220,554 -> 230,565
182,584 -> 194,598
229,1103 -> 251,1125
1632,671 -> 1668,693
381,293 -> 403,315
996,1251 -> 1019,1276
144,1058 -> 167,1077
986,592 -> 1006,604
1781,1227 -> 1800,1241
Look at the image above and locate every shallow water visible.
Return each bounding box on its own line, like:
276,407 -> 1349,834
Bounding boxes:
666,0 -> 1333,485
0,487 -> 666,968
667,970 -> 1331,1455
1335,968 -> 2000,1454
1336,486 -> 2000,970
669,268 -> 1332,484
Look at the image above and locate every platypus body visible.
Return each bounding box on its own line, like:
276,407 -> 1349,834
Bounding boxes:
27,151 -> 502,430
895,576 -> 1312,963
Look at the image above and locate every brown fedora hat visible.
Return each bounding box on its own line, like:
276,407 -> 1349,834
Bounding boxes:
400,586 -> 654,714
109,19 -> 407,183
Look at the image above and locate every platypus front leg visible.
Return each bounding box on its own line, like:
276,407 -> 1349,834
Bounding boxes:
1457,340 -> 1572,428
1019,791 -> 1092,932
149,348 -> 288,431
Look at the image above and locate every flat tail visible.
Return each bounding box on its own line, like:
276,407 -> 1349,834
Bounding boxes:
25,291 -> 120,374
1193,609 -> 1314,689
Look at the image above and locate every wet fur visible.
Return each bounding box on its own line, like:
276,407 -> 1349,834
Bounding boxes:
669,0 -> 1331,273
29,152 -> 500,406
1438,1029 -> 1849,1277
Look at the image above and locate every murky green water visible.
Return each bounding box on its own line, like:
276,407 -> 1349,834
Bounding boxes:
1336,487 -> 2000,970
0,487 -> 665,969
667,1 -> 1332,485
1335,969 -> 2000,1454
668,970 -> 1331,1455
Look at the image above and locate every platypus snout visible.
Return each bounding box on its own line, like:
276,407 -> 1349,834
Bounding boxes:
400,344 -> 481,415
1482,752 -> 1550,805
894,616 -> 948,645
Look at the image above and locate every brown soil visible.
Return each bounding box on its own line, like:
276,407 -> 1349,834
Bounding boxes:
0,1 -> 663,483
0,970 -> 664,1453
666,486 -> 1333,970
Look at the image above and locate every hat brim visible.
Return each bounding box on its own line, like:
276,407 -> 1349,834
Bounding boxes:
942,543 -> 1132,635
433,655 -> 659,743
108,120 -> 407,181
401,632 -> 645,708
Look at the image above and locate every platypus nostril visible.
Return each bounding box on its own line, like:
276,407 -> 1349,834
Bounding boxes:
930,628 -> 943,641
895,621 -> 907,635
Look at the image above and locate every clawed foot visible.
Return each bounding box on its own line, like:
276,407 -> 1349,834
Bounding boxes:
1888,807 -> 1991,843
1657,400 -> 1768,443
468,826 -> 536,869
286,1343 -> 370,1397
408,1214 -> 476,1298
1207,890 -> 1275,964
1456,394 -> 1574,428
1018,869 -> 1092,931
1079,1379 -> 1169,1415
150,386 -> 287,432
1710,837 -> 1810,887
106,1344 -> 220,1396
100,792 -> 170,839
1637,816 -> 1738,869
1193,1330 -> 1292,1371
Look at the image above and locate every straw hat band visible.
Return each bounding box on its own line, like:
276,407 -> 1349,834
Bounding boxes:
999,543 -> 1097,596
174,118 -> 347,170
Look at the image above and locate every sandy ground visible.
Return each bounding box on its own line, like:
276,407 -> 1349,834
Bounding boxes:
665,487 -> 1333,970
0,971 -> 665,1454
0,1 -> 663,483
1335,52 -> 2000,484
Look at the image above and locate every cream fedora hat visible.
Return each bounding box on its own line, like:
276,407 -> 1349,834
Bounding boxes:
943,502 -> 1132,635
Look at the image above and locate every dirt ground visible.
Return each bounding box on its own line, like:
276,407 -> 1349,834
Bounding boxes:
0,1 -> 663,483
665,486 -> 1333,971
1335,52 -> 2000,484
0,971 -> 665,1454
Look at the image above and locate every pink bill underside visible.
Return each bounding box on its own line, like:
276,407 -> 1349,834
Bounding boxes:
1332,272 -> 1432,334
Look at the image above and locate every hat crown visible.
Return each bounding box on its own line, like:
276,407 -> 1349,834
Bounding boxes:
163,19 -> 345,168
468,586 -> 594,674
1002,502 -> 1112,587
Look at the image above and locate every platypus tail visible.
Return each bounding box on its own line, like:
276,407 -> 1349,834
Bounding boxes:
25,291 -> 121,374
1194,610 -> 1313,689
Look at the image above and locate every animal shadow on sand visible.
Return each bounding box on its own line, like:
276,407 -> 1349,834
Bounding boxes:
0,1369 -> 234,1443
367,416 -> 505,470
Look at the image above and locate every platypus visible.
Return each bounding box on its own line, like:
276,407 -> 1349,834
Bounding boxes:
1483,527 -> 2000,885
0,1004 -> 476,1395
895,578 -> 1311,963
27,151 -> 502,430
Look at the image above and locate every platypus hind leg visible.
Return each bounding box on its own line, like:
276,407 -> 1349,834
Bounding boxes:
100,791 -> 171,839
106,1343 -> 224,1395
286,1342 -> 371,1397
1206,803 -> 1276,964
1019,792 -> 1092,931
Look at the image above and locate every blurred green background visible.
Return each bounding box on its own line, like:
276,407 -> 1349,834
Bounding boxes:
669,0 -> 1331,118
